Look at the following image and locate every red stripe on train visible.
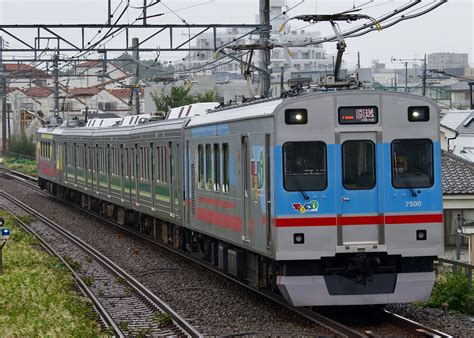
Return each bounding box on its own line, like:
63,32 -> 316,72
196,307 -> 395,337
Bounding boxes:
275,214 -> 443,227
198,196 -> 236,209
196,208 -> 242,232
385,213 -> 443,224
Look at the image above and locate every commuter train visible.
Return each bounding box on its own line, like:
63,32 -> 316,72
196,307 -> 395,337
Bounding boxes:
36,90 -> 443,306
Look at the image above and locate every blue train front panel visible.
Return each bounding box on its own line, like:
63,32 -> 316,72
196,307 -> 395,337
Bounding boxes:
272,92 -> 443,306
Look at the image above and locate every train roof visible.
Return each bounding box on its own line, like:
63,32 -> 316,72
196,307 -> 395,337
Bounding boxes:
185,90 -> 440,128
36,90 -> 440,138
186,98 -> 283,128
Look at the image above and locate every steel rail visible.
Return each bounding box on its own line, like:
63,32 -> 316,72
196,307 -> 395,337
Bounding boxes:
383,310 -> 452,338
3,170 -> 453,337
0,188 -> 200,338
0,201 -> 125,338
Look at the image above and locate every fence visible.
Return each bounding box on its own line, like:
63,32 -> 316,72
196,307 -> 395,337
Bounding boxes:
436,257 -> 473,288
3,151 -> 36,162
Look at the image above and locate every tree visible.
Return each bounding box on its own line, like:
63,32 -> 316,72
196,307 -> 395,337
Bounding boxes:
151,86 -> 220,113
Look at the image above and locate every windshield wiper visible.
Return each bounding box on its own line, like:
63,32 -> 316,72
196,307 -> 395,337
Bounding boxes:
291,176 -> 309,200
399,172 -> 417,197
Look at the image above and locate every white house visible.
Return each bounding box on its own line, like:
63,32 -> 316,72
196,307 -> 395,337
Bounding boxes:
4,63 -> 52,89
62,61 -> 132,89
440,109 -> 474,162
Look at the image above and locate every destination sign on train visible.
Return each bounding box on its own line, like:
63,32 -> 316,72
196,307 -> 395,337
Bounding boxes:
338,106 -> 378,124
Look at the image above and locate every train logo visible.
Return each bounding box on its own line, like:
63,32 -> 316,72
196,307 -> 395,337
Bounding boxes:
292,200 -> 319,214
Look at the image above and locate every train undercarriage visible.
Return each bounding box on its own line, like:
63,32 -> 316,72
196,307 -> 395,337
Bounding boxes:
39,178 -> 437,306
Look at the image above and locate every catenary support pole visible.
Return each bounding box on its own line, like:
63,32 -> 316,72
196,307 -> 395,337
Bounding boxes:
259,0 -> 271,98
53,51 -> 60,117
0,36 -> 6,154
132,37 -> 140,114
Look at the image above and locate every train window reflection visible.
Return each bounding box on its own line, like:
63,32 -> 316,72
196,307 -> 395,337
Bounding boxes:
283,141 -> 327,191
342,140 -> 375,190
392,139 -> 434,188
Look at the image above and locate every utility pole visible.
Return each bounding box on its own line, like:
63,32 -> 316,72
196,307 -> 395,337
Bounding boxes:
53,51 -> 60,117
422,54 -> 427,96
394,69 -> 397,91
280,66 -> 284,95
468,82 -> 474,109
456,214 -> 463,261
0,36 -> 6,154
132,37 -> 140,114
404,61 -> 408,93
259,0 -> 271,98
357,52 -> 361,69
392,57 -> 427,95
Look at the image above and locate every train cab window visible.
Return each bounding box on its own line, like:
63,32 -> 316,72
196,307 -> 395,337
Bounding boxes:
283,141 -> 327,191
342,140 -> 375,190
392,139 -> 434,188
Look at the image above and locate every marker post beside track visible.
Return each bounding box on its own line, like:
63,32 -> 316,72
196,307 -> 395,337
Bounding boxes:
0,217 -> 11,275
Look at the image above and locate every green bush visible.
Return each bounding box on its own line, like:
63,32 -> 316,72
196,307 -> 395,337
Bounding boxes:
7,135 -> 36,157
151,86 -> 219,113
427,271 -> 474,315
3,157 -> 37,177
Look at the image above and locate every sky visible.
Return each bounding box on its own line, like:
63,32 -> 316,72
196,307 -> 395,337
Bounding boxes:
0,0 -> 473,69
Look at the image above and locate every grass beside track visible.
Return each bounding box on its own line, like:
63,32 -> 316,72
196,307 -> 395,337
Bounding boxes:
1,157 -> 37,177
0,211 -> 103,336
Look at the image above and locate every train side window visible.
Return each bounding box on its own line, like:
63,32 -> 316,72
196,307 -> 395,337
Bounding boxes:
392,139 -> 434,188
205,144 -> 212,190
342,140 -> 375,190
283,141 -> 327,191
163,146 -> 168,183
222,143 -> 230,193
213,144 -> 220,192
198,145 -> 204,189
156,147 -> 161,182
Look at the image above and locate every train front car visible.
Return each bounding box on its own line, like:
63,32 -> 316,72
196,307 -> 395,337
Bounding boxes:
274,92 -> 443,306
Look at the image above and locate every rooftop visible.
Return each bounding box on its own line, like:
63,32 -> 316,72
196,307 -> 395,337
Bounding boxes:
440,109 -> 474,130
441,151 -> 474,195
23,87 -> 53,98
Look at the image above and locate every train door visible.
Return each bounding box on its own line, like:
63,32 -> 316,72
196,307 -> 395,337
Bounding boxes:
185,140 -> 190,226
170,142 -> 181,221
90,146 -> 94,190
124,147 -> 132,202
133,144 -> 139,205
241,136 -> 251,243
119,145 -> 124,200
84,144 -> 88,187
336,132 -> 383,247
52,140 -> 56,179
95,145 -> 100,193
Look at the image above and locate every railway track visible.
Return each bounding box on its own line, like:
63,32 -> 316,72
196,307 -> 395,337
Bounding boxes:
0,188 -> 200,337
1,168 -> 454,337
317,306 -> 452,337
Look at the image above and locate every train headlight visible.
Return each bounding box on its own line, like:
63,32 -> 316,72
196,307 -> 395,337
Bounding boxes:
293,233 -> 305,244
285,109 -> 308,125
408,106 -> 429,122
416,229 -> 427,241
